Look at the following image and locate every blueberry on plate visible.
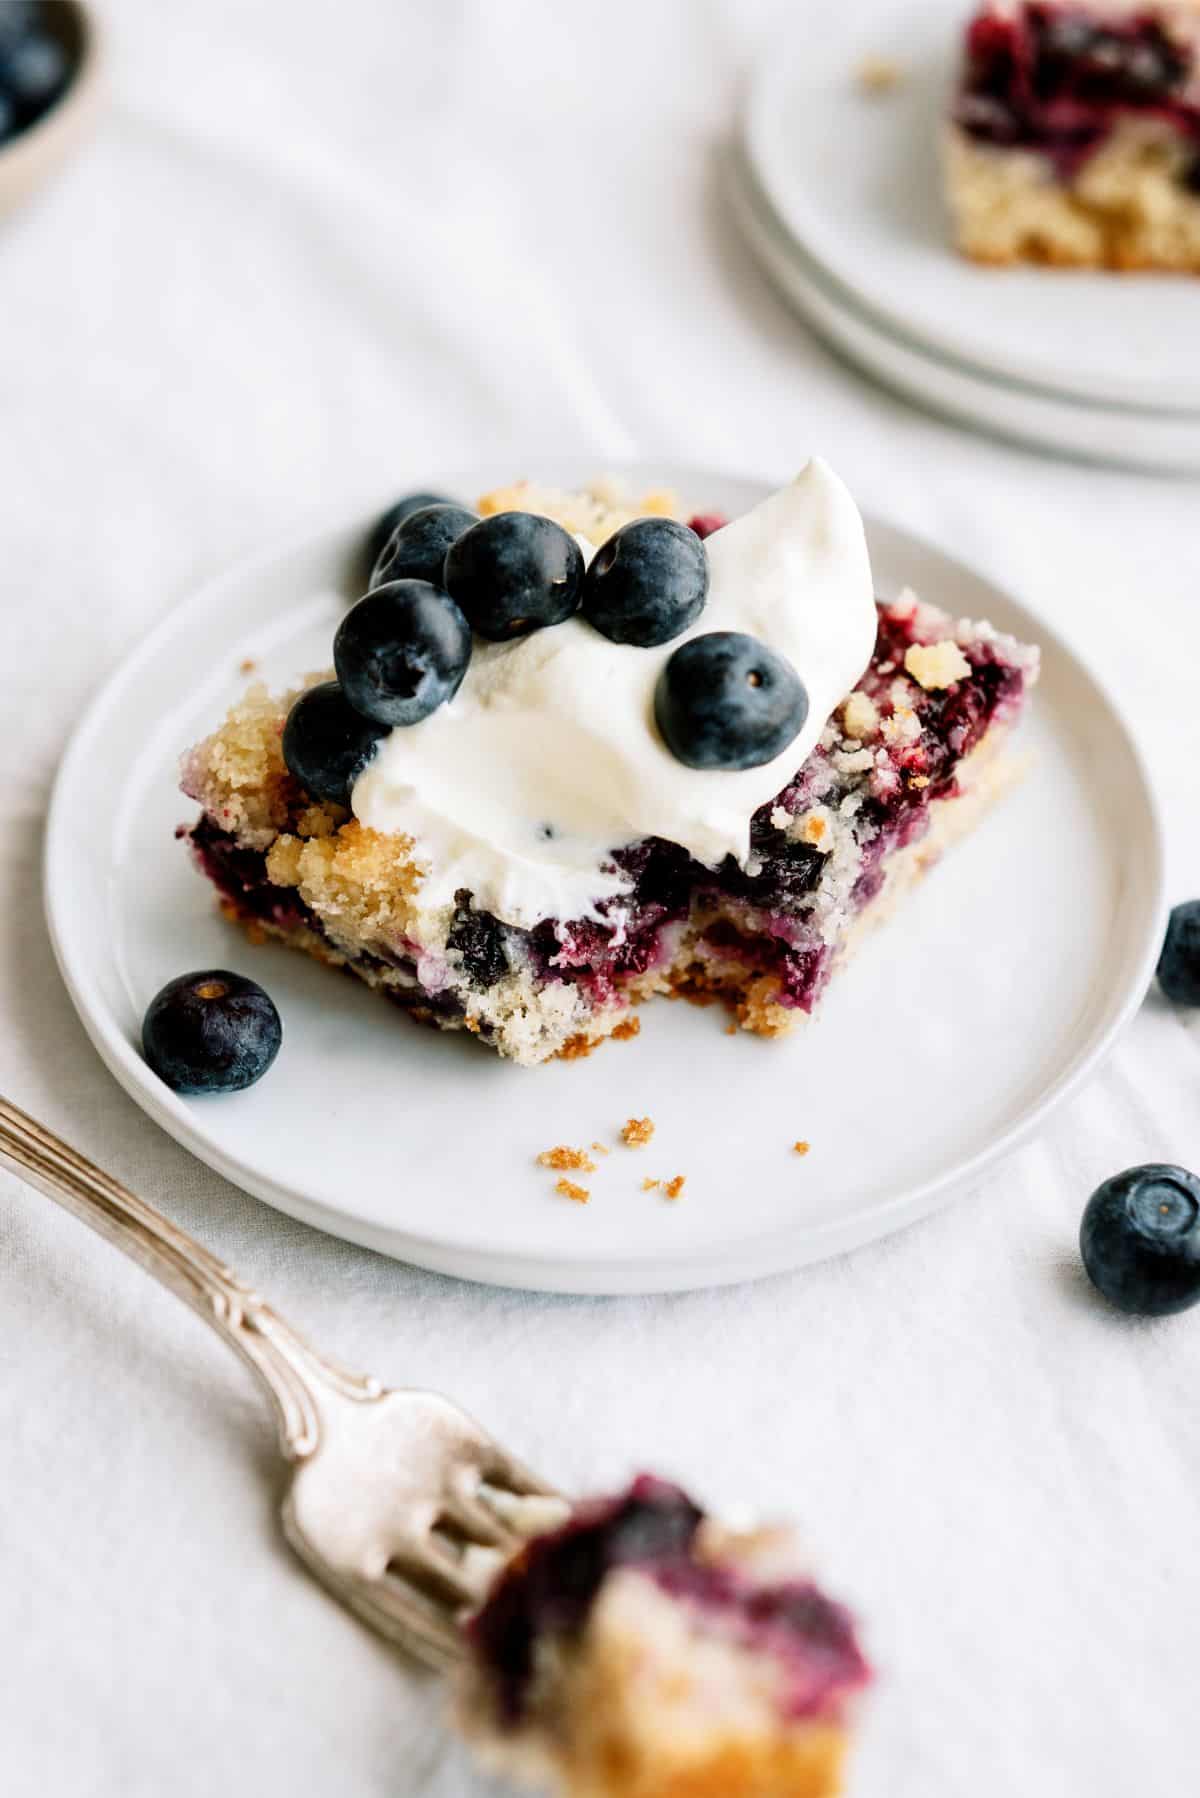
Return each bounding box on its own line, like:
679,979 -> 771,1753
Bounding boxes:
0,2 -> 39,50
655,631 -> 809,771
1157,899 -> 1200,1005
142,971 -> 281,1096
1080,1164 -> 1200,1316
443,512 -> 584,640
370,503 -> 477,590
335,579 -> 472,727
366,491 -> 457,569
4,30 -> 70,122
282,679 -> 388,805
582,517 -> 708,648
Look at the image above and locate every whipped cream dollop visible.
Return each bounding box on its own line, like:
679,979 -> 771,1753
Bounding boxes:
351,459 -> 877,930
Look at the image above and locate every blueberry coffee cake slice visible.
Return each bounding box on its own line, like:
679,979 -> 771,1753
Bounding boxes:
181,463 -> 1039,1067
946,1 -> 1200,269
455,1475 -> 870,1798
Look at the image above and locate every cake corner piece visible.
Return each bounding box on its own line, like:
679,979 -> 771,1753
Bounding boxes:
945,0 -> 1200,272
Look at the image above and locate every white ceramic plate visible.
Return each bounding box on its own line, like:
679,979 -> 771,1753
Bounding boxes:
743,0 -> 1200,416
728,145 -> 1200,473
45,460 -> 1165,1295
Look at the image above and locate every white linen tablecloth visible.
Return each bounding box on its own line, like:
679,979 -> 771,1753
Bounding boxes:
3,3 -> 1199,1793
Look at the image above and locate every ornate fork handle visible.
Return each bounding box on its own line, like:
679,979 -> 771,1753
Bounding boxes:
0,1096 -> 379,1459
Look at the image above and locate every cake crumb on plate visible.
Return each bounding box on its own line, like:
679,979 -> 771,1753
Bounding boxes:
555,1178 -> 589,1204
663,1175 -> 686,1201
621,1117 -> 655,1148
537,1146 -> 597,1173
793,1141 -> 811,1157
856,54 -> 904,94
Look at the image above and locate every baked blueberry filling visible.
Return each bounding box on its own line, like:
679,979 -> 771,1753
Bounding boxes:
447,892 -> 512,989
957,3 -> 1200,179
184,818 -> 310,936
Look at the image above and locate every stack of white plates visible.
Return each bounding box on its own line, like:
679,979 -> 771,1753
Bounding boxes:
732,2 -> 1200,472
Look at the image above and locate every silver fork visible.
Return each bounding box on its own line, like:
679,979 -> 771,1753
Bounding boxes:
0,1095 -> 568,1672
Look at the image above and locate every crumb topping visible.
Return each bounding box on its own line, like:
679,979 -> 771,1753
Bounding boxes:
555,1178 -> 590,1204
537,1146 -> 597,1174
591,1141 -> 611,1156
295,804 -> 337,839
841,691 -> 879,741
641,1177 -> 661,1193
611,1016 -> 641,1041
881,707 -> 921,747
793,1141 -> 811,1157
904,640 -> 971,691
831,745 -> 876,776
476,477 -> 682,544
266,821 -> 424,941
180,678 -> 306,849
793,806 -> 835,850
621,1117 -> 655,1148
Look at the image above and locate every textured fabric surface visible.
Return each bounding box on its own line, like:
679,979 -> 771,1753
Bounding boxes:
2,3 -> 1199,1794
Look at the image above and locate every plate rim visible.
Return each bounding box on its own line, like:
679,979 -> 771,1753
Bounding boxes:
741,14 -> 1200,417
726,144 -> 1200,475
43,467 -> 1169,1294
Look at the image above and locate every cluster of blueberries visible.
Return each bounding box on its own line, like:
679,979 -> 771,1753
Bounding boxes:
280,491 -> 811,811
0,3 -> 73,146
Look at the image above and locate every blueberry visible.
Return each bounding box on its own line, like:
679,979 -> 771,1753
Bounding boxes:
443,512 -> 584,640
1158,900 -> 1200,1004
4,31 -> 69,120
370,503 -> 477,590
581,518 -> 708,648
1183,153 -> 1200,199
1080,1165 -> 1200,1316
366,491 -> 456,569
655,632 -> 809,771
142,971 -> 281,1096
0,3 -> 39,50
334,579 -> 471,727
282,679 -> 388,805
447,893 -> 510,989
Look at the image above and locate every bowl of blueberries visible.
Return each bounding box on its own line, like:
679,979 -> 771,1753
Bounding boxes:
0,0 -> 100,219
